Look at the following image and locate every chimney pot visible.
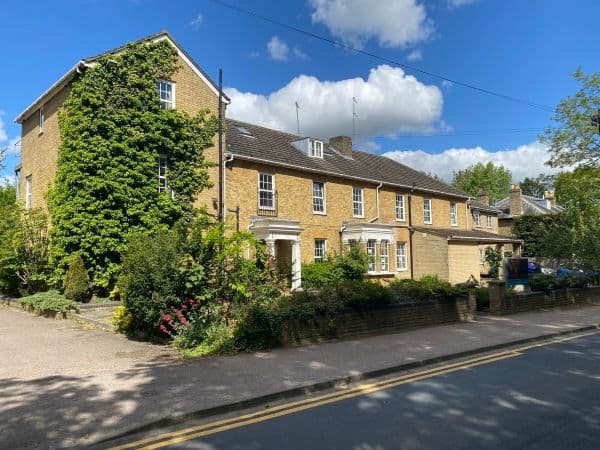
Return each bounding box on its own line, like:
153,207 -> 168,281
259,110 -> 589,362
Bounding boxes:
509,183 -> 523,216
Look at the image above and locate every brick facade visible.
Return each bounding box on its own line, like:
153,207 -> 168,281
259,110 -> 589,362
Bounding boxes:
16,31 -> 519,288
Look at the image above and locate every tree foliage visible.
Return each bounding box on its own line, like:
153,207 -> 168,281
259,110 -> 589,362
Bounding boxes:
49,40 -> 218,288
451,162 -> 512,204
512,214 -> 574,259
63,254 -> 91,302
541,69 -> 600,168
519,174 -> 555,198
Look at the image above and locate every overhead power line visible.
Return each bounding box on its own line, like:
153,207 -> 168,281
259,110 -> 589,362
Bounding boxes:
391,127 -> 546,138
208,0 -> 555,113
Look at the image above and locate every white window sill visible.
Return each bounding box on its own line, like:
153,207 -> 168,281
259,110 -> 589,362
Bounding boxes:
395,218 -> 406,222
450,223 -> 458,227
353,215 -> 365,219
367,271 -> 395,276
313,211 -> 327,216
423,222 -> 433,225
396,268 -> 408,272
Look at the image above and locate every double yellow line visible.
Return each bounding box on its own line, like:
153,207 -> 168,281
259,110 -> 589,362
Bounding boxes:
109,329 -> 599,450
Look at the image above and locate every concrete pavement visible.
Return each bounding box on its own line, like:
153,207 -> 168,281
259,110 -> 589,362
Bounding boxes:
2,304 -> 600,448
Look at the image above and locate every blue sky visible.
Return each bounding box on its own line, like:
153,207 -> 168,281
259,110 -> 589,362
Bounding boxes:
1,0 -> 599,182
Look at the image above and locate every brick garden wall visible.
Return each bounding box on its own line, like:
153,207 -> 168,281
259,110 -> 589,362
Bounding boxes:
489,281 -> 600,315
280,295 -> 475,346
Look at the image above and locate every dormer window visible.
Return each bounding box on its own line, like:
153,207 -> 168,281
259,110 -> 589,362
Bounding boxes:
309,139 -> 323,158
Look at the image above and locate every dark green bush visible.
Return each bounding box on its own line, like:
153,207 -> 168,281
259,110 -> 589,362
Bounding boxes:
475,287 -> 489,310
63,255 -> 91,302
118,230 -> 185,335
301,247 -> 368,288
338,280 -> 394,307
20,290 -> 79,316
389,275 -> 466,303
529,274 -> 590,292
301,260 -> 344,288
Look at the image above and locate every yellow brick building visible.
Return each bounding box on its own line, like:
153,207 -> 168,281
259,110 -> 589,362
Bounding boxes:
14,31 -> 520,289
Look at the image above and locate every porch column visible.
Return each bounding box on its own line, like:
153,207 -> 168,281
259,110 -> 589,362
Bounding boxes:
265,239 -> 276,258
291,240 -> 302,290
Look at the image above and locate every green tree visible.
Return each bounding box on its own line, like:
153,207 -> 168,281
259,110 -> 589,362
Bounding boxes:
49,40 -> 218,289
541,69 -> 600,168
451,162 -> 512,204
520,174 -> 555,198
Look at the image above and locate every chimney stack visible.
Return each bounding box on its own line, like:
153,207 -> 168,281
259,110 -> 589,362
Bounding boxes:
509,184 -> 523,216
477,188 -> 489,206
543,190 -> 555,210
329,136 -> 353,157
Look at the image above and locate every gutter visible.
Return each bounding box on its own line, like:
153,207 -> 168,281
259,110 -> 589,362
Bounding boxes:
408,183 -> 416,280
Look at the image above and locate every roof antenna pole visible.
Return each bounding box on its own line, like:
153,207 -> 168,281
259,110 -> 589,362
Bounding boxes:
295,101 -> 301,135
352,96 -> 358,142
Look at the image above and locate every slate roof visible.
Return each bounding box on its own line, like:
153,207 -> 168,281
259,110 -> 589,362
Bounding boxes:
496,194 -> 565,219
226,119 -> 469,199
413,226 -> 522,243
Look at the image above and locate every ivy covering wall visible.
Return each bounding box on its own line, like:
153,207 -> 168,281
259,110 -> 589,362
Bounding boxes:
49,40 -> 218,288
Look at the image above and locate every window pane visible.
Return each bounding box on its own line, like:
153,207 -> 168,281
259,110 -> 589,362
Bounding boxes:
367,239 -> 376,271
353,187 -> 363,217
380,240 -> 389,272
314,239 -> 326,262
259,174 -> 274,208
313,181 -> 325,213
396,242 -> 407,270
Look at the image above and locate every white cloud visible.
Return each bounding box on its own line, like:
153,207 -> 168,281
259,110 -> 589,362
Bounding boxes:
441,80 -> 454,88
407,49 -> 423,61
267,36 -> 289,61
225,64 -> 443,139
383,141 -> 562,182
293,47 -> 309,60
309,0 -> 432,48
447,0 -> 478,8
188,14 -> 203,29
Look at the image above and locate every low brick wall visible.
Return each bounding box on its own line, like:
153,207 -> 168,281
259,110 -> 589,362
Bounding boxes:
281,295 -> 475,346
489,281 -> 600,315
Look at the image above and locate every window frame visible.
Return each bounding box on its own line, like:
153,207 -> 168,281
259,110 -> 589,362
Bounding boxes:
38,106 -> 44,134
312,181 -> 326,215
395,193 -> 405,221
25,175 -> 32,210
479,248 -> 485,265
352,187 -> 364,218
380,240 -> 389,272
366,239 -> 377,272
309,139 -> 324,158
258,172 -> 276,210
157,80 -> 176,110
450,202 -> 458,226
487,215 -> 493,229
473,209 -> 481,227
157,154 -> 169,194
396,242 -> 407,271
314,239 -> 326,262
423,198 -> 432,224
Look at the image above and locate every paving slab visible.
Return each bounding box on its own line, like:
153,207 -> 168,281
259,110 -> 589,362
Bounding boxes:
2,304 -> 600,448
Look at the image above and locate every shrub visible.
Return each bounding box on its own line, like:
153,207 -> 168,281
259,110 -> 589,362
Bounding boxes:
338,280 -> 394,307
301,247 -> 368,288
63,255 -> 91,302
389,275 -> 467,303
118,230 -> 185,335
20,290 -> 79,317
301,260 -> 344,288
112,305 -> 134,333
475,287 -> 490,310
0,206 -> 52,296
529,274 -> 590,292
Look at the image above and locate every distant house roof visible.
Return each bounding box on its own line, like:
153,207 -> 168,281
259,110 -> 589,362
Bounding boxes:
496,194 -> 565,219
413,226 -> 522,244
15,30 -> 228,124
226,119 -> 469,199
469,200 -> 501,214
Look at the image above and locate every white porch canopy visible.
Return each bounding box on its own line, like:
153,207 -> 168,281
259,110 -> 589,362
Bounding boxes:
341,222 -> 395,244
249,217 -> 303,289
